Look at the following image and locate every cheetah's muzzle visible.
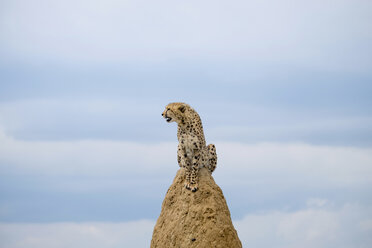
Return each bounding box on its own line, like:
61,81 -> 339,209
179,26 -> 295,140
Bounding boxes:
165,117 -> 172,122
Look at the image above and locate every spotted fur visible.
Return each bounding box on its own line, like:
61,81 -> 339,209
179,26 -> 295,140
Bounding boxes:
162,102 -> 217,192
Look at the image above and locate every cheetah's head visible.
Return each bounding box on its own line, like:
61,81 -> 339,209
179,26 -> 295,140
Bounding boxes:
162,102 -> 188,124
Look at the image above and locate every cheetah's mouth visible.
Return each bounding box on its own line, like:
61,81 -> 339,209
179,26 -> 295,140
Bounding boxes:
165,117 -> 172,122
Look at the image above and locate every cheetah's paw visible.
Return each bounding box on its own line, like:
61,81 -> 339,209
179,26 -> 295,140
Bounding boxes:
185,182 -> 198,192
191,185 -> 198,192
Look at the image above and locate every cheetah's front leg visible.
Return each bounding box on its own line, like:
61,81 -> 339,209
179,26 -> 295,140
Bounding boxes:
186,149 -> 200,192
177,144 -> 184,168
183,156 -> 192,190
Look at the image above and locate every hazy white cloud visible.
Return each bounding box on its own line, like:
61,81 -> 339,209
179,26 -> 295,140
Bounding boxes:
215,142 -> 372,187
0,127 -> 176,176
0,201 -> 371,248
1,124 -> 371,187
235,201 -> 372,248
210,117 -> 372,146
0,220 -> 155,248
1,112 -> 371,221
0,0 -> 371,72
1,97 -> 371,145
0,97 -> 166,140
1,0 -> 371,235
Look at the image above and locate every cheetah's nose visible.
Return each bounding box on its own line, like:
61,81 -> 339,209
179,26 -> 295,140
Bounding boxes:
161,113 -> 164,116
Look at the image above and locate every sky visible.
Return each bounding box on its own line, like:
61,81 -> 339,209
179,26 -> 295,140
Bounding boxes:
0,0 -> 372,247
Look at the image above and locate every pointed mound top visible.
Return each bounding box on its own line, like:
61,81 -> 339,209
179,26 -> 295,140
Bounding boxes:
151,168 -> 242,248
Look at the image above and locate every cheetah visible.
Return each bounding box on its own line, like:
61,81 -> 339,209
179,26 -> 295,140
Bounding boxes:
162,102 -> 217,192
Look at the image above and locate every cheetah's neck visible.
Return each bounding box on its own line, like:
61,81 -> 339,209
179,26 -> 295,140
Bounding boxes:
177,114 -> 206,145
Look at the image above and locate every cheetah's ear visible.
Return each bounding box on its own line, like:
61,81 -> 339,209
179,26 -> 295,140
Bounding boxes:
178,105 -> 186,113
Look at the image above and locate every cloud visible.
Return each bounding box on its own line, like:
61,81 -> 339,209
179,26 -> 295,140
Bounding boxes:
209,117 -> 372,146
1,125 -> 371,186
0,0 -> 371,72
1,96 -> 371,221
1,125 -> 371,221
0,127 -> 176,176
1,97 -> 371,145
0,220 -> 155,248
0,97 -> 172,141
235,201 -> 372,248
216,142 -> 372,187
0,0 -> 371,233
0,201 -> 371,248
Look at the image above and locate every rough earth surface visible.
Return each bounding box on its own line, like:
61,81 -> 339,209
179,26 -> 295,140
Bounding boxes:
151,168 -> 242,248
